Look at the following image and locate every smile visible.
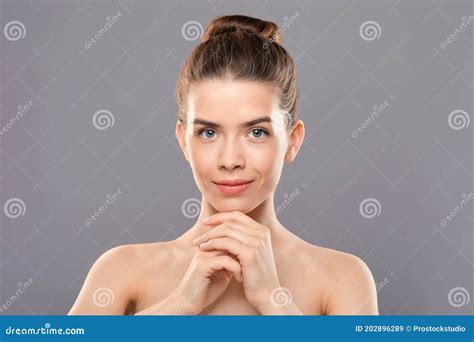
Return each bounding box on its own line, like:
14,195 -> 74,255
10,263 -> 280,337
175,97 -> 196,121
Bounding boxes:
213,180 -> 254,195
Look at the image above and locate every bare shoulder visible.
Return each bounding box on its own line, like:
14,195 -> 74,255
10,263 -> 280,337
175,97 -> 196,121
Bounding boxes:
305,243 -> 373,281
132,239 -> 188,274
68,241 -> 176,315
313,245 -> 378,315
67,244 -> 130,314
281,234 -> 365,274
284,236 -> 378,315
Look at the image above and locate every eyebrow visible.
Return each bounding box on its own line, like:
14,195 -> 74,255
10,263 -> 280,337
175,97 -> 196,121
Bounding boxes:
192,116 -> 272,128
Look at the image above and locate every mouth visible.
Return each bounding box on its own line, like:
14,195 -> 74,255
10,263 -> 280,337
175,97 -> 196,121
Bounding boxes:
213,179 -> 254,195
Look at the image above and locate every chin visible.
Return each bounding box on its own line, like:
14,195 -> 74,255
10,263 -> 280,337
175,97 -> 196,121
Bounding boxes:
209,197 -> 257,214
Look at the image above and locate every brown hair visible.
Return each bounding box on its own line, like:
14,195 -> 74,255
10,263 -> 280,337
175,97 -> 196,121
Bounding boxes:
176,15 -> 300,130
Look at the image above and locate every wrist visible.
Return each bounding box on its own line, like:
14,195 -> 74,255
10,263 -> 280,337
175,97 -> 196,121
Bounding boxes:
254,286 -> 300,315
169,290 -> 202,315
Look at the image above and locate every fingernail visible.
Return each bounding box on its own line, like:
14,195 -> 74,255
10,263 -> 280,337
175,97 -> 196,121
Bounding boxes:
199,242 -> 208,248
192,236 -> 201,244
203,217 -> 210,223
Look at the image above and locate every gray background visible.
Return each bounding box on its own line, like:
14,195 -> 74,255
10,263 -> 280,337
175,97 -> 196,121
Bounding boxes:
0,0 -> 472,315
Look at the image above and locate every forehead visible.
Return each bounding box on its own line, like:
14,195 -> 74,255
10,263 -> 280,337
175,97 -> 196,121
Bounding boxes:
188,79 -> 278,123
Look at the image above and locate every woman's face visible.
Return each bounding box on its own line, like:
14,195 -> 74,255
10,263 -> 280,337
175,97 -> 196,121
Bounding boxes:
176,79 -> 303,213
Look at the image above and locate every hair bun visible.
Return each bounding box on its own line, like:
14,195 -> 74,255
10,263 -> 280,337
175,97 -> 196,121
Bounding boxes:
202,15 -> 281,44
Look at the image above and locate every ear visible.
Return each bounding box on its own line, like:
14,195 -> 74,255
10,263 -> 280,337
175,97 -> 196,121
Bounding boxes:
284,119 -> 305,164
175,120 -> 189,162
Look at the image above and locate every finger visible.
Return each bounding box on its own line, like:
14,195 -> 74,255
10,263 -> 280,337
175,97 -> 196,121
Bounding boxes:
199,221 -> 262,239
205,255 -> 242,282
203,211 -> 267,237
196,224 -> 260,246
203,211 -> 256,228
199,249 -> 228,258
199,237 -> 250,264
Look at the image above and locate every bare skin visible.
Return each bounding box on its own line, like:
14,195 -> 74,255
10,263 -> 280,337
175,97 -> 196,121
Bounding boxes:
67,226 -> 378,315
68,80 -> 379,315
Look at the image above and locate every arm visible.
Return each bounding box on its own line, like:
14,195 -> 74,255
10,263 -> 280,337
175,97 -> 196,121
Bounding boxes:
324,254 -> 379,315
134,291 -> 189,315
255,294 -> 304,315
68,244 -> 138,315
136,248 -> 242,315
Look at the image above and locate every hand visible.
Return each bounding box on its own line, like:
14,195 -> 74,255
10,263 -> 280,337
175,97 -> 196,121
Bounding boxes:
172,248 -> 242,315
193,211 -> 282,312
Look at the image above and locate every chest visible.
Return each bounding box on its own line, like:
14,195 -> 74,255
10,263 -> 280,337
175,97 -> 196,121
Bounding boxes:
134,270 -> 324,315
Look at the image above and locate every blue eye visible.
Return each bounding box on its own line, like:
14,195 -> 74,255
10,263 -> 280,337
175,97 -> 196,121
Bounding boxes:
199,129 -> 217,139
249,128 -> 268,139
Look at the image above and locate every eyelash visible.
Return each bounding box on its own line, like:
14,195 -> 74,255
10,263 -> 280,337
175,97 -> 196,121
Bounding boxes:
195,127 -> 270,140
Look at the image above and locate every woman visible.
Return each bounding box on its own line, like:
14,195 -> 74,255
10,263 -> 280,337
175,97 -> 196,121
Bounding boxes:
68,15 -> 378,315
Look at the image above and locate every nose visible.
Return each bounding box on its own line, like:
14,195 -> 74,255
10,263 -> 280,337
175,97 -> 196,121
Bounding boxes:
217,137 -> 245,171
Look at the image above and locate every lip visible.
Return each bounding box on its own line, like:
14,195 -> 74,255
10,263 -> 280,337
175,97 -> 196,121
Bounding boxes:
213,179 -> 254,195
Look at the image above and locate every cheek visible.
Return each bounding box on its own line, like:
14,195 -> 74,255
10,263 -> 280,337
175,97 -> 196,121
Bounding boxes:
247,142 -> 284,189
188,143 -> 213,177
247,146 -> 277,174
